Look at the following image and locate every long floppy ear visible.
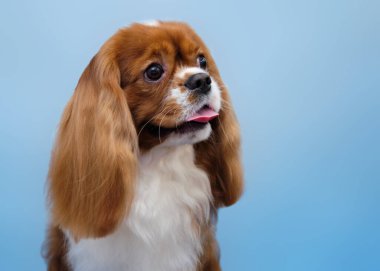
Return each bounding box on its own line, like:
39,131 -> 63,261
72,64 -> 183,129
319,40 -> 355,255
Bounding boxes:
48,48 -> 138,239
194,87 -> 244,207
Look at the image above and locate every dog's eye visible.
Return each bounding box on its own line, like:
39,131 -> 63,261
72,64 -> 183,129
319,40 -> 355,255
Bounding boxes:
198,55 -> 207,69
145,63 -> 164,81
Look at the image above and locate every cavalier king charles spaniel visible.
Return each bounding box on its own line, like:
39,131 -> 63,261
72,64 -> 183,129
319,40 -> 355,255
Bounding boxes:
44,21 -> 243,271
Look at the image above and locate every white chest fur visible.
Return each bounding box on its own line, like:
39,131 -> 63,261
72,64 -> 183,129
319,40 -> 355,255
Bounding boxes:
66,145 -> 212,271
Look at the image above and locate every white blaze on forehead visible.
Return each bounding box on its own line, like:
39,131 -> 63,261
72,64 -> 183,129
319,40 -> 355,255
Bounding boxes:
176,67 -> 206,79
141,20 -> 160,27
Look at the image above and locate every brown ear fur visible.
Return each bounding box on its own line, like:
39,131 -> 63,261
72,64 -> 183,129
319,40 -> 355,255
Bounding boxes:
195,88 -> 244,207
48,47 -> 137,239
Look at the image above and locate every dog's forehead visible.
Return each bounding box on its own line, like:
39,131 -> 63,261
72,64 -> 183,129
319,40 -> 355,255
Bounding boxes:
126,22 -> 201,56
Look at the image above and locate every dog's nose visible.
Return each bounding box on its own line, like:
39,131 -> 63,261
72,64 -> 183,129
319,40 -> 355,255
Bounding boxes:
184,73 -> 212,94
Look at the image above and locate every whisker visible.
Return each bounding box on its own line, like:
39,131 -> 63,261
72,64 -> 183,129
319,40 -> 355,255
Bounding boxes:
220,98 -> 234,111
217,116 -> 233,148
158,107 -> 176,143
137,103 -> 169,138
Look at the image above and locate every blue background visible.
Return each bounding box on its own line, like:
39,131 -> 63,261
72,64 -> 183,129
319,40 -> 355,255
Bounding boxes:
1,0 -> 379,270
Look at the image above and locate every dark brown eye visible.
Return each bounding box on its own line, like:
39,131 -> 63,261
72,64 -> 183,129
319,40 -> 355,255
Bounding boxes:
145,63 -> 164,81
198,55 -> 207,69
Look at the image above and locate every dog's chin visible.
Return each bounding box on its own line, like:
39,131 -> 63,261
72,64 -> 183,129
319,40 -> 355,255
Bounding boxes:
159,122 -> 212,147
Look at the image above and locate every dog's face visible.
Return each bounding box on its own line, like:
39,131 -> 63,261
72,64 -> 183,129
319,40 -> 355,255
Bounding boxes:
113,22 -> 222,149
49,21 -> 243,239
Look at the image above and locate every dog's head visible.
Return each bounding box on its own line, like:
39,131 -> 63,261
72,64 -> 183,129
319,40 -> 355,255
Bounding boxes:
48,21 -> 243,239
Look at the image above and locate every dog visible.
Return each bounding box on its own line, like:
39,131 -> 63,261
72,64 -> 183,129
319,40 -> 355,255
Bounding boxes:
44,21 -> 243,271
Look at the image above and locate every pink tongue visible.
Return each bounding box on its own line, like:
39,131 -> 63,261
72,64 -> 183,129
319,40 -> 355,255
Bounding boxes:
187,107 -> 219,123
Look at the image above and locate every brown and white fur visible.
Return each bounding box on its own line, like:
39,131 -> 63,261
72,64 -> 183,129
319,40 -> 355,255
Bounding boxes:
43,21 -> 243,271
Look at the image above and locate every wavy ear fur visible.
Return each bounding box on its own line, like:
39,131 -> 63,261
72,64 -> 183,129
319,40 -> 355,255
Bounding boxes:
195,88 -> 244,207
48,48 -> 137,239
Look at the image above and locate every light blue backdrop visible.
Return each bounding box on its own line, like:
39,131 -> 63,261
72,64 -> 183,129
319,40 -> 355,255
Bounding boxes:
1,0 -> 379,270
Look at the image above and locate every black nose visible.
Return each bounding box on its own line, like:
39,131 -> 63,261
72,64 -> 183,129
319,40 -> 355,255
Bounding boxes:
184,73 -> 212,94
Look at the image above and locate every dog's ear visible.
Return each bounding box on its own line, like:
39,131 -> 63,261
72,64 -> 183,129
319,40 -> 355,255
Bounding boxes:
194,84 -> 244,207
48,47 -> 138,239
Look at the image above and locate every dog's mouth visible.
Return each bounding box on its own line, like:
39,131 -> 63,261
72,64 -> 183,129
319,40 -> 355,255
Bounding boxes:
146,105 -> 219,136
185,105 -> 219,123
